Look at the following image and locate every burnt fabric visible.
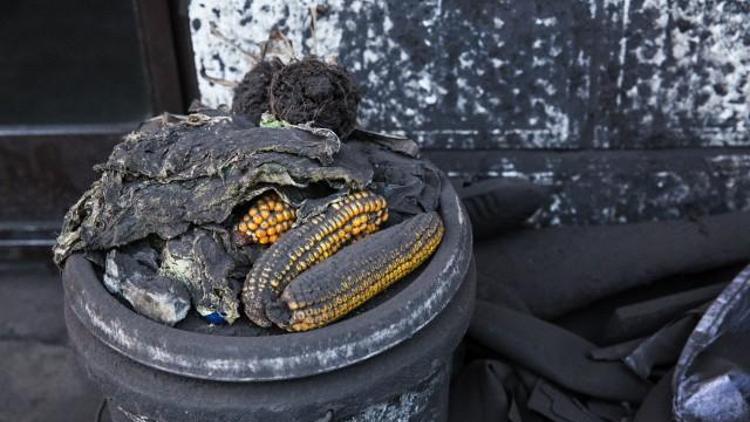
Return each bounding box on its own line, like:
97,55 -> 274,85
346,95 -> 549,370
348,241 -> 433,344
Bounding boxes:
469,301 -> 650,402
457,178 -> 548,240
449,353 -> 636,422
552,266 -> 740,345
475,212 -> 750,319
590,310 -> 704,380
526,380 -> 631,422
633,370 -> 675,422
601,283 -> 727,344
454,202 -> 750,421
53,113 -> 441,266
448,360 -> 532,422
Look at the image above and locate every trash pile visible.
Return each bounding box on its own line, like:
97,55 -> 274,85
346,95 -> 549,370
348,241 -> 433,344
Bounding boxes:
450,178 -> 750,422
54,58 -> 444,331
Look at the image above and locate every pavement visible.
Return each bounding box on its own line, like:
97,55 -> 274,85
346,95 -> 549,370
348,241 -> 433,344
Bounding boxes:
0,252 -> 103,422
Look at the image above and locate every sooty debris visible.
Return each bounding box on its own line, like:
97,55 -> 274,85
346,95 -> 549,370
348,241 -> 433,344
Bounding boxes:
103,241 -> 191,326
55,111 -> 440,328
160,228 -> 243,324
269,58 -> 361,139
232,59 -> 284,125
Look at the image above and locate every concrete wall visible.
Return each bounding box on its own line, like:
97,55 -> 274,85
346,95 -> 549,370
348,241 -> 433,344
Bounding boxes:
187,0 -> 750,225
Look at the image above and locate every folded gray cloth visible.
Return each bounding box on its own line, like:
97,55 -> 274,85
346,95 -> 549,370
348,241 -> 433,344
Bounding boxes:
476,212 -> 750,319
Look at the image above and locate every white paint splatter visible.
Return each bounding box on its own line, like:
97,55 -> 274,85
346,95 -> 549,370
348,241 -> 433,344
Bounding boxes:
188,0 -> 749,149
616,0 -> 631,107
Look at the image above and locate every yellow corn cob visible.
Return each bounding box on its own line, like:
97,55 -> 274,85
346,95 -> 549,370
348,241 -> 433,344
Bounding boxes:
236,192 -> 297,245
241,191 -> 388,327
267,212 -> 444,331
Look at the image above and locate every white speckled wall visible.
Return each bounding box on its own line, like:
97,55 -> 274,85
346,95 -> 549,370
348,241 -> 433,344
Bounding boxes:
188,0 -> 750,225
189,0 -> 749,149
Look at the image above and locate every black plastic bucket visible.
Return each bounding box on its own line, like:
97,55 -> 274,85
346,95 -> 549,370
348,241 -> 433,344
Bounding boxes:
63,182 -> 474,421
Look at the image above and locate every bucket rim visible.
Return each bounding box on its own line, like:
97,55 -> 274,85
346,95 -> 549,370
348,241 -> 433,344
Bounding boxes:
62,175 -> 473,381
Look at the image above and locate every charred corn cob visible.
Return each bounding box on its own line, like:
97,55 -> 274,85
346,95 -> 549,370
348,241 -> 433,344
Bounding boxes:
267,212 -> 444,331
242,191 -> 388,327
236,192 -> 297,245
